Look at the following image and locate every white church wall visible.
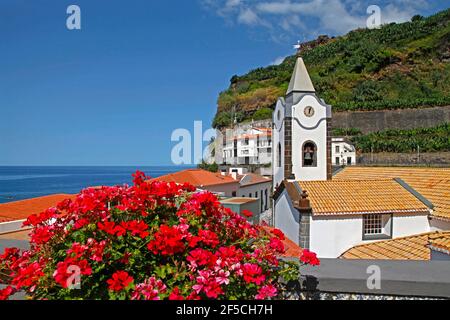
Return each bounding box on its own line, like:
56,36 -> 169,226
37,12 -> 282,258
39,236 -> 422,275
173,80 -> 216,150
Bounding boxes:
430,218 -> 450,231
272,99 -> 285,189
392,214 -> 430,237
310,215 -> 363,258
274,190 -> 299,244
291,95 -> 329,181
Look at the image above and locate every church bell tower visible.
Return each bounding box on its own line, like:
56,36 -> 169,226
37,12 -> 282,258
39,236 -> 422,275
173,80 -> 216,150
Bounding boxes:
273,56 -> 332,186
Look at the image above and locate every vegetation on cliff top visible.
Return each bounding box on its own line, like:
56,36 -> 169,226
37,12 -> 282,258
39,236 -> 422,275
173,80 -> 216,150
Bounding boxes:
213,9 -> 450,128
339,123 -> 450,153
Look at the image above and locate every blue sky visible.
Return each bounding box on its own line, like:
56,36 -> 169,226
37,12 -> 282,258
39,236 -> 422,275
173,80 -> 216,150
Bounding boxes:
0,0 -> 448,166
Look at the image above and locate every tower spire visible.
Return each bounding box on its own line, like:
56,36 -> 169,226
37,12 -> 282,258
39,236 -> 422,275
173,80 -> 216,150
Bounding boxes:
286,57 -> 315,95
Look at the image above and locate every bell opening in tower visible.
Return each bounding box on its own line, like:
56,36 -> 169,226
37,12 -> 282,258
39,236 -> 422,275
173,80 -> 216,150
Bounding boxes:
303,141 -> 317,167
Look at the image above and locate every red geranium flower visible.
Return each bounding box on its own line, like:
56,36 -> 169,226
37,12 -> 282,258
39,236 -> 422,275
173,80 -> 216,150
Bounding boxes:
241,210 -> 253,218
168,287 -> 184,300
241,263 -> 266,285
0,286 -> 15,300
300,249 -> 320,266
270,228 -> 285,240
107,271 -> 134,292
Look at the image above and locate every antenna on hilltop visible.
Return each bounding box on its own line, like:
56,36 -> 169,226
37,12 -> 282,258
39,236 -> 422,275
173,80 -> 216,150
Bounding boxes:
293,40 -> 301,52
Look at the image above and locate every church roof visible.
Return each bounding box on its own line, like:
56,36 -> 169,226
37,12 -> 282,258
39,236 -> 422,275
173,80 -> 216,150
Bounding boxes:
286,57 -> 316,95
277,178 -> 431,216
340,231 -> 450,260
334,167 -> 450,221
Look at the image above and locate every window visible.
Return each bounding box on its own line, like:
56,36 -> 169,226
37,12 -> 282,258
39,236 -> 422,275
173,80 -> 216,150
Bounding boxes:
264,189 -> 268,210
232,191 -> 236,197
363,214 -> 392,240
249,193 -> 252,198
335,145 -> 340,153
364,214 -> 382,235
260,190 -> 264,210
277,143 -> 282,168
302,141 -> 317,167
347,157 -> 352,165
335,157 -> 340,165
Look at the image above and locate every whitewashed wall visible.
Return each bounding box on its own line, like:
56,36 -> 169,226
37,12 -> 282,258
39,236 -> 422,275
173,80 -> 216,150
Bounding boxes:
238,182 -> 272,213
0,219 -> 28,235
391,214 -> 430,237
274,190 -> 299,244
310,215 -> 363,258
429,218 -> 450,231
272,98 -> 285,189
311,213 -> 431,258
204,183 -> 239,197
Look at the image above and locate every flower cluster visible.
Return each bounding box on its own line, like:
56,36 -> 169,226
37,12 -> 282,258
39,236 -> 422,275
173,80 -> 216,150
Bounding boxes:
0,171 -> 319,300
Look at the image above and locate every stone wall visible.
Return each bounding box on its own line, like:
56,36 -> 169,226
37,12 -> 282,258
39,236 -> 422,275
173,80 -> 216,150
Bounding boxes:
357,152 -> 450,165
333,106 -> 450,134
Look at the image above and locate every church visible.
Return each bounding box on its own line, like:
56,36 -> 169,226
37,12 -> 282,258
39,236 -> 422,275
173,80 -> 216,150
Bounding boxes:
272,56 -> 450,258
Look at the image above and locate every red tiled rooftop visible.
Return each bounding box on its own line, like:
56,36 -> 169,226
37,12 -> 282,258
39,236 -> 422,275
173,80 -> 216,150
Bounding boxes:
238,173 -> 272,186
0,194 -> 76,222
148,169 -> 239,188
260,226 -> 303,258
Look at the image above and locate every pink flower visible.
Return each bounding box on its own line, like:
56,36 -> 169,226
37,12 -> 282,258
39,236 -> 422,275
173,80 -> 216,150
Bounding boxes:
131,277 -> 166,300
255,284 -> 277,300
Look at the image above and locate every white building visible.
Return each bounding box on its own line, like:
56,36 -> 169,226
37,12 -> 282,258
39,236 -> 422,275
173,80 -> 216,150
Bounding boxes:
331,137 -> 356,166
221,127 -> 272,166
272,56 -> 450,259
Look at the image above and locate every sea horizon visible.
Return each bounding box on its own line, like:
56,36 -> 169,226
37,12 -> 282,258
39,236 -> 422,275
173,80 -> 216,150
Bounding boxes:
0,165 -> 195,204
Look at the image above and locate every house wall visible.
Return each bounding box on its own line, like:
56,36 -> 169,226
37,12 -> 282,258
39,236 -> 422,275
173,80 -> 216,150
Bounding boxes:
391,214 -> 430,238
274,190 -> 299,244
310,213 -> 430,258
0,219 -> 27,234
204,184 -> 239,197
238,182 -> 272,213
429,218 -> 450,231
331,141 -> 356,166
310,215 -> 362,258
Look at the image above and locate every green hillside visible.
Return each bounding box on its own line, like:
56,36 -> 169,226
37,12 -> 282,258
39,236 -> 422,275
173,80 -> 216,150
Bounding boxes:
213,9 -> 450,128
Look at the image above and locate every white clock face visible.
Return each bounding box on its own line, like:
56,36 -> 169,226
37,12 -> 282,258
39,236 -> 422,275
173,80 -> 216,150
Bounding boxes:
304,106 -> 315,117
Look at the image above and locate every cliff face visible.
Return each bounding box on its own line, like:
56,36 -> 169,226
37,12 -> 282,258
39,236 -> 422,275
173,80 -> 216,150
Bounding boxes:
213,9 -> 450,129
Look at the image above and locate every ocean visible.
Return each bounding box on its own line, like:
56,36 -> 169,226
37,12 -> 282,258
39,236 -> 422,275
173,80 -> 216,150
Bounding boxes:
0,166 -> 193,204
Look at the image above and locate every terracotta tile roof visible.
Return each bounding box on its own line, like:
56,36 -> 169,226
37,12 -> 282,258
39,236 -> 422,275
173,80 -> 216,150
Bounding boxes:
260,226 -> 303,258
296,179 -> 430,216
238,173 -> 272,186
429,232 -> 450,255
340,231 -> 450,260
148,169 -> 239,188
0,194 -> 75,223
334,167 -> 450,221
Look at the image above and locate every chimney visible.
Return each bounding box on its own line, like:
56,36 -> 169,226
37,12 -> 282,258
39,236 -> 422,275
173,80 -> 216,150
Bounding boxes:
231,172 -> 238,180
298,190 -> 311,210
